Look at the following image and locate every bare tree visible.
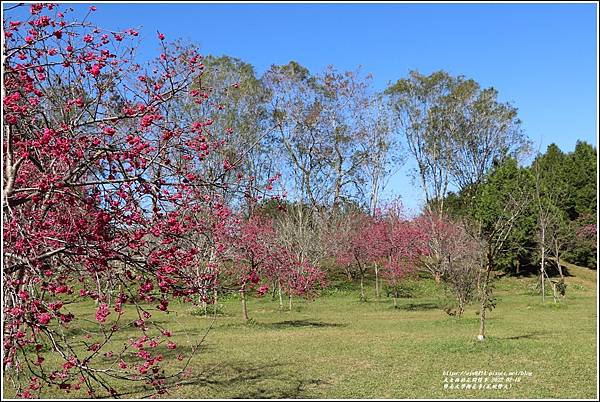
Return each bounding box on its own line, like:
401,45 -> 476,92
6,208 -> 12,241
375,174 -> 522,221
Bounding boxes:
386,71 -> 458,218
427,217 -> 484,316
532,152 -> 569,303
471,160 -> 531,341
274,203 -> 327,309
356,95 -> 403,215
264,63 -> 384,212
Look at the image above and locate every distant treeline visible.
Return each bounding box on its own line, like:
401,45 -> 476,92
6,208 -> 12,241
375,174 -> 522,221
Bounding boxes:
442,141 -> 596,271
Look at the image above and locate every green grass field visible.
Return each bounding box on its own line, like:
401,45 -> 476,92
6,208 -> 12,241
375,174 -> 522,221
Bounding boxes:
3,264 -> 597,399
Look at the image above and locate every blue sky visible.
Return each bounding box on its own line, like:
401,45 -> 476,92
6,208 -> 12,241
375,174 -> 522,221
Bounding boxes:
5,2 -> 597,211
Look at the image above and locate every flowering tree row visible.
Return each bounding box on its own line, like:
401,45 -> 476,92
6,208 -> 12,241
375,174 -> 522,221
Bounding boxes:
330,203 -> 429,306
1,3 -> 309,398
218,214 -> 327,322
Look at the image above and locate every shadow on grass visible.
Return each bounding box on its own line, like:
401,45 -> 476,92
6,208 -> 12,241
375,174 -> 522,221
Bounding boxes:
509,270 -> 537,278
217,319 -> 346,330
559,266 -> 576,277
260,319 -> 346,329
498,331 -> 549,341
507,261 -> 585,278
396,301 -> 440,311
171,361 -> 329,398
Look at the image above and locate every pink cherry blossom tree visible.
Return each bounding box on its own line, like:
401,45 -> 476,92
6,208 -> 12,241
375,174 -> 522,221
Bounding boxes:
278,258 -> 328,311
330,211 -> 388,302
414,212 -> 484,316
380,203 -> 429,308
220,214 -> 326,321
2,4 -> 270,397
218,214 -> 280,322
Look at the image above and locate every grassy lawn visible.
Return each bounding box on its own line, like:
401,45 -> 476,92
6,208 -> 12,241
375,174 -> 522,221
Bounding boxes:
3,265 -> 597,399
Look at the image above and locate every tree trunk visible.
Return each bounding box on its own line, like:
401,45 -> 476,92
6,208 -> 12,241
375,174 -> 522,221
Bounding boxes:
457,298 -> 465,317
545,270 -> 558,303
554,241 -> 566,300
478,289 -> 487,341
240,285 -> 249,323
359,273 -> 366,302
540,270 -> 545,302
332,142 -> 343,209
213,288 -> 218,317
271,281 -> 277,301
288,294 -> 292,311
556,256 -> 563,278
555,241 -> 564,279
345,267 -> 353,281
540,244 -> 546,303
393,296 -> 398,309
278,281 -> 284,310
478,298 -> 487,341
369,160 -> 381,216
434,271 -> 441,284
477,259 -> 493,341
550,283 -> 558,304
515,258 -> 520,275
374,264 -> 380,299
